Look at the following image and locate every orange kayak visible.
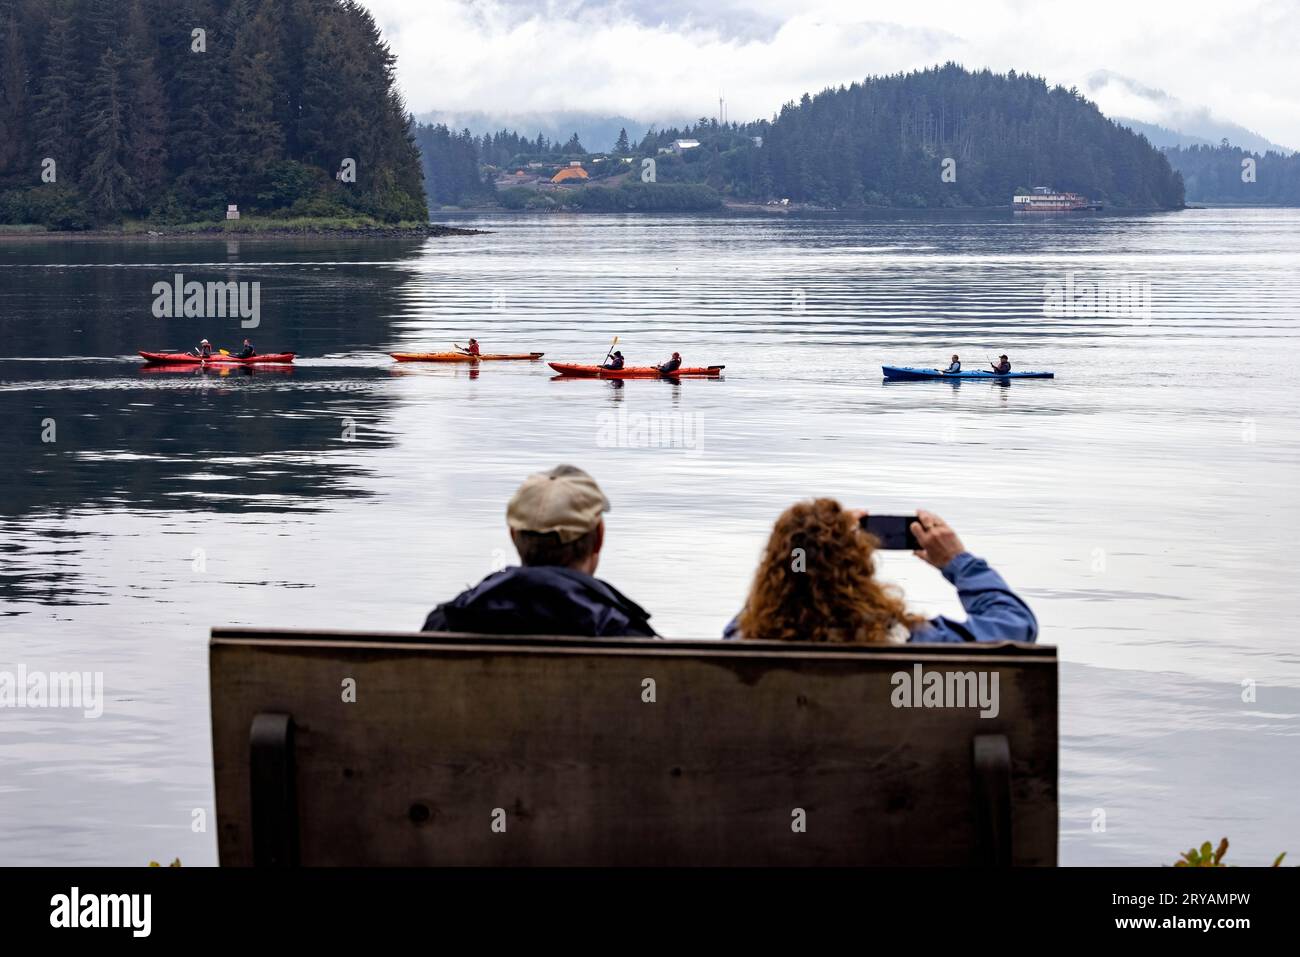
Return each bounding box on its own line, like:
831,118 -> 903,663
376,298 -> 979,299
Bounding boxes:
549,362 -> 725,379
390,351 -> 544,362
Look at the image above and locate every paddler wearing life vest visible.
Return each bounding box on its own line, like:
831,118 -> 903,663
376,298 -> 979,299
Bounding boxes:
942,354 -> 961,374
990,354 -> 1011,374
603,350 -> 625,371
460,338 -> 481,357
194,339 -> 213,358
234,338 -> 256,359
658,351 -> 682,374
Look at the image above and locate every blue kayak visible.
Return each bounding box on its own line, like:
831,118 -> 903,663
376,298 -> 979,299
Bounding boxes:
882,365 -> 1055,381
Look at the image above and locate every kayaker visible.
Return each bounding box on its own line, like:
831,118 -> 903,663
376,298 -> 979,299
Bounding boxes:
460,338 -> 481,357
722,500 -> 1037,644
234,338 -> 256,359
658,352 -> 682,374
942,354 -> 961,374
990,354 -> 1011,374
422,465 -> 656,638
603,350 -> 625,371
193,339 -> 213,358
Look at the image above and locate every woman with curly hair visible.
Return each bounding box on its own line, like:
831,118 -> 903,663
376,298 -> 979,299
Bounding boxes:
723,499 -> 1036,644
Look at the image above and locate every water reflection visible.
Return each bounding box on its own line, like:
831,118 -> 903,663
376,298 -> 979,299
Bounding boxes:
1,212 -> 1299,865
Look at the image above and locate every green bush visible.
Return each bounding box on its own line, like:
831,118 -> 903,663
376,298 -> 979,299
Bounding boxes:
497,187 -> 532,210
0,187 -> 96,231
366,185 -> 429,223
256,161 -> 326,211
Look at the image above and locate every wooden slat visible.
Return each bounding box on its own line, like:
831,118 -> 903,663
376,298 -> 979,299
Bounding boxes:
210,631 -> 1057,866
212,626 -> 1057,656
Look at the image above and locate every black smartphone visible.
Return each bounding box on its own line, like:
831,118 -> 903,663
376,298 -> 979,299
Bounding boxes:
860,514 -> 920,550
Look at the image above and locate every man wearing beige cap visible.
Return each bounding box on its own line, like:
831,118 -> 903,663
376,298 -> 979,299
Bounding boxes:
422,465 -> 656,637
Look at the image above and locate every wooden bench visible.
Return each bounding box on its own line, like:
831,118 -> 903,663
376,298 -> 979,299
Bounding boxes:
210,628 -> 1057,866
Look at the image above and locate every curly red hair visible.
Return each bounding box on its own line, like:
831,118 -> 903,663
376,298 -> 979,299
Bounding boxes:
737,498 -> 923,643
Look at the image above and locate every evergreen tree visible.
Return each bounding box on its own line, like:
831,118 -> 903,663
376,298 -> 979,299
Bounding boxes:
227,5 -> 284,195
83,48 -> 138,217
31,12 -> 79,182
413,121 -> 490,207
167,0 -> 230,210
124,0 -> 168,200
298,16 -> 352,176
0,12 -> 28,179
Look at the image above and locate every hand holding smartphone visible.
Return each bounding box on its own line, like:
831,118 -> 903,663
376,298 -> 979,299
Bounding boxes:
859,513 -> 920,550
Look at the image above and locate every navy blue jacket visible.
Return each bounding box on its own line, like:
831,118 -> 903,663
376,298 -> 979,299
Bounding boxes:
723,552 -> 1037,644
422,565 -> 656,638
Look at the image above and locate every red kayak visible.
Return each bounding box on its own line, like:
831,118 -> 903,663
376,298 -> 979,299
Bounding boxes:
139,362 -> 292,375
139,351 -> 296,365
548,362 -> 725,379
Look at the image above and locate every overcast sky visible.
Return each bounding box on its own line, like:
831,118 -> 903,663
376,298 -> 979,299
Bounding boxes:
360,0 -> 1300,146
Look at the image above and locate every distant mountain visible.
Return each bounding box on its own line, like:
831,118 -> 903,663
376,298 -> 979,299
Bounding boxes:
1087,71 -> 1293,156
415,111 -> 686,154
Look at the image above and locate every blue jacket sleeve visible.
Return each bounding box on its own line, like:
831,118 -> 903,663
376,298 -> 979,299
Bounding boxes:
910,552 -> 1038,644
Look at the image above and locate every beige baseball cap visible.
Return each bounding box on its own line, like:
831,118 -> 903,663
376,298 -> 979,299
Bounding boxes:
507,465 -> 610,543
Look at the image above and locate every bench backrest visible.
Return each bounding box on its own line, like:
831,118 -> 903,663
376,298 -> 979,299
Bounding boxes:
210,629 -> 1057,865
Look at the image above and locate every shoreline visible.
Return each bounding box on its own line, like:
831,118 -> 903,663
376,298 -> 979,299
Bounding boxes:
435,200 -> 1187,216
0,222 -> 487,243
0,201 -> 1210,243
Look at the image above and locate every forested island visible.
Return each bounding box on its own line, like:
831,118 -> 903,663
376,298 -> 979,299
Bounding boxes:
417,65 -> 1186,212
0,0 -> 427,231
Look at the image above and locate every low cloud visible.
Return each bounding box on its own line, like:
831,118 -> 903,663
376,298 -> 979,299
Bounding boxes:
360,0 -> 1300,145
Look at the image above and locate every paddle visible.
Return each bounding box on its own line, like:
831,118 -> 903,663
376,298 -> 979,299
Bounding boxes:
600,335 -> 619,367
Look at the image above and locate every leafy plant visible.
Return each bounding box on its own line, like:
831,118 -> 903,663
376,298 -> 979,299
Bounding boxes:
1173,838 -> 1287,867
1175,838 -> 1229,867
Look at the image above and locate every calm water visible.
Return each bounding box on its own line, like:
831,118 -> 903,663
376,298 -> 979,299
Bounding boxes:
2,209 -> 1298,866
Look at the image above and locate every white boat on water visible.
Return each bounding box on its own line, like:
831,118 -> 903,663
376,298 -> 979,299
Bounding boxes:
1012,186 -> 1103,212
